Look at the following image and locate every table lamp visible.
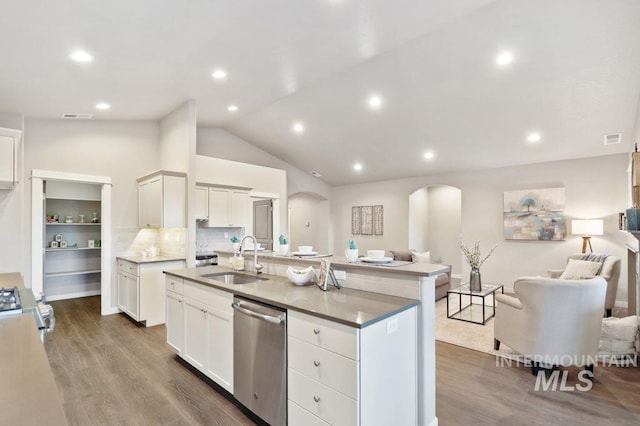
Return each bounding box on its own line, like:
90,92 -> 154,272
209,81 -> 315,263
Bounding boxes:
571,219 -> 604,253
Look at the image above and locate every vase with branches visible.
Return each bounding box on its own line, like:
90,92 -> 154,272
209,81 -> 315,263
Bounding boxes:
458,240 -> 497,291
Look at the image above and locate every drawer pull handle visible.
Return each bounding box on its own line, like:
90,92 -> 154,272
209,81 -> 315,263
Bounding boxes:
313,360 -> 320,367
313,328 -> 320,335
313,396 -> 320,403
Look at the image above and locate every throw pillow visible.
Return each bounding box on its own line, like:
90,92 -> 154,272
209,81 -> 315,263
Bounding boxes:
390,249 -> 413,262
410,250 -> 431,264
559,259 -> 602,280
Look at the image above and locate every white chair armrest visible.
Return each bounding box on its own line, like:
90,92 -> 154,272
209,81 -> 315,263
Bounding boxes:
547,269 -> 563,278
496,293 -> 523,310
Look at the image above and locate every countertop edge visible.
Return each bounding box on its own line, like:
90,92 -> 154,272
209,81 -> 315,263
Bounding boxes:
164,269 -> 419,329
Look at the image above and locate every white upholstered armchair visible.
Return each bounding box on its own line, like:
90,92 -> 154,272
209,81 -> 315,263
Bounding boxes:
494,276 -> 607,375
548,253 -> 620,317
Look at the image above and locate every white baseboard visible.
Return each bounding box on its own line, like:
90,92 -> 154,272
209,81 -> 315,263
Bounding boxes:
47,290 -> 101,301
102,306 -> 121,316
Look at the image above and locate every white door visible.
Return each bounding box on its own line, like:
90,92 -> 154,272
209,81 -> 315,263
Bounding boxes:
195,186 -> 208,220
206,308 -> 234,393
208,188 -> 230,226
229,190 -> 249,226
183,298 -> 207,371
166,292 -> 184,354
117,270 -> 127,312
124,273 -> 139,320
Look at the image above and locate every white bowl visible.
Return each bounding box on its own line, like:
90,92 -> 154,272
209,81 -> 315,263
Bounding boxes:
367,249 -> 386,259
298,246 -> 313,254
286,266 -> 316,285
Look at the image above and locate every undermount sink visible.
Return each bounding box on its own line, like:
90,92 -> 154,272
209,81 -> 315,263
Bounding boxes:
200,272 -> 268,285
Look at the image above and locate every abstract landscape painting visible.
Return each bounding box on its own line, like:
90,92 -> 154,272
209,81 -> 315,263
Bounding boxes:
503,187 -> 566,240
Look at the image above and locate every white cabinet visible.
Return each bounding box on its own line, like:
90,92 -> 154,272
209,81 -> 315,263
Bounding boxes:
166,277 -> 184,354
195,186 -> 209,221
0,127 -> 21,190
207,187 -> 249,227
167,278 -> 234,393
137,171 -> 186,228
287,308 -> 417,426
117,258 -> 185,326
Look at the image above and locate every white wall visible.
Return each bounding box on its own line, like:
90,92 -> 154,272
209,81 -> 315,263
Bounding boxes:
289,193 -> 329,253
409,188 -> 429,252
197,127 -> 331,199
22,119 -> 160,307
333,153 -> 630,303
0,112 -> 24,274
426,185 -> 462,272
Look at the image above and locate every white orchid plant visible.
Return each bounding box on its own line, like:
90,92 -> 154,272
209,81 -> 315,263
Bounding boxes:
458,240 -> 497,270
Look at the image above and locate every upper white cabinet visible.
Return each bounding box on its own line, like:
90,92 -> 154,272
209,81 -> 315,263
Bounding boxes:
195,185 -> 209,221
137,171 -> 186,228
0,127 -> 22,190
207,187 -> 249,227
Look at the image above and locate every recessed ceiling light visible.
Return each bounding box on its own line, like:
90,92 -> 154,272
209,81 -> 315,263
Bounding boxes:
495,51 -> 514,66
95,103 -> 111,110
292,122 -> 305,134
227,105 -> 238,112
70,50 -> 93,63
424,151 -> 435,160
368,95 -> 383,109
353,163 -> 363,172
526,132 -> 542,143
212,69 -> 227,80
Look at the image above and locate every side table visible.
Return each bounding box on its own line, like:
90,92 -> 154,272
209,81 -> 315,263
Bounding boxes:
447,282 -> 504,325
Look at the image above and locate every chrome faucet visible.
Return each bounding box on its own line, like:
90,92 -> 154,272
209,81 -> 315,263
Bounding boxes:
240,235 -> 264,274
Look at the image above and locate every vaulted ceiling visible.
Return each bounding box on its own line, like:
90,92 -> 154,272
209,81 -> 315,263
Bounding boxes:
2,0 -> 639,185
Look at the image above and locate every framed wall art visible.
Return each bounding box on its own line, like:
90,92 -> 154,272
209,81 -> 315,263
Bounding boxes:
503,187 -> 567,241
360,206 -> 373,235
351,207 -> 361,235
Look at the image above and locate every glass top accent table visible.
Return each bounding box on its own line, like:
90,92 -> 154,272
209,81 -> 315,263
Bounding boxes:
447,283 -> 504,325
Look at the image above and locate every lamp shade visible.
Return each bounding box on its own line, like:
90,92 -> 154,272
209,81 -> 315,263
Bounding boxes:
571,219 -> 604,236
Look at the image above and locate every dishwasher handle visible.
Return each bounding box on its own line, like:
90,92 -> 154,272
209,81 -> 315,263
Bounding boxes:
232,301 -> 285,324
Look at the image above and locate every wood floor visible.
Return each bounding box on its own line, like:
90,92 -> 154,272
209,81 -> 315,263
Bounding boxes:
46,296 -> 640,425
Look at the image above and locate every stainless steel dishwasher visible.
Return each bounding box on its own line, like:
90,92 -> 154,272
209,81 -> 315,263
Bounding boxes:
232,296 -> 287,426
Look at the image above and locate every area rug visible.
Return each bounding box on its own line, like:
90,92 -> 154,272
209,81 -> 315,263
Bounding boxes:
435,298 -> 522,361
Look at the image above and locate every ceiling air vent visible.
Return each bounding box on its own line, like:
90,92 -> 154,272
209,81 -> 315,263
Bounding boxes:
310,171 -> 322,177
604,133 -> 622,145
61,113 -> 93,119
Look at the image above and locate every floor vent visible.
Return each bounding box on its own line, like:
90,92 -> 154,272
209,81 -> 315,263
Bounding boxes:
604,133 -> 622,145
61,113 -> 93,119
310,170 -> 322,177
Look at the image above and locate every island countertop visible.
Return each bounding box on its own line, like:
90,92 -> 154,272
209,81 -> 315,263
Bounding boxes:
0,273 -> 68,425
165,265 -> 420,328
214,249 -> 450,277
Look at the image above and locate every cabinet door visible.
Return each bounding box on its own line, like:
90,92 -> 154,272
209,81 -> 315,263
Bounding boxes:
126,273 -> 140,320
162,175 -> 185,228
195,186 -> 208,220
183,298 -> 207,371
0,134 -> 16,186
229,190 -> 249,226
117,270 -> 128,312
166,291 -> 184,354
208,188 -> 230,227
206,308 -> 234,393
138,178 -> 162,228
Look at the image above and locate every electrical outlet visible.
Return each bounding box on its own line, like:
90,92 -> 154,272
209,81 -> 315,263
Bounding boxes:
386,318 -> 398,334
333,270 -> 346,280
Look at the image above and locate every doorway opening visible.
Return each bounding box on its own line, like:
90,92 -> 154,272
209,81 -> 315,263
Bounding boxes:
288,192 -> 329,254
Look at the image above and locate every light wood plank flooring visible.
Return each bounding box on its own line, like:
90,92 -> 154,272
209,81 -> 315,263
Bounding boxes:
45,296 -> 640,425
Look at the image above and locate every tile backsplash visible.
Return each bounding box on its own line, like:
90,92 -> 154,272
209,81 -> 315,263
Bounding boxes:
117,227 -> 186,258
196,223 -> 244,253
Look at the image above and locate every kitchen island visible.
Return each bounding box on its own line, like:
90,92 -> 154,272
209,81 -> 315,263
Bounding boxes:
0,273 -> 68,426
166,254 -> 447,426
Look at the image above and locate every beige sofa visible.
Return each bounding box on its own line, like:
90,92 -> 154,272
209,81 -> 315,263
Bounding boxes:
388,249 -> 451,300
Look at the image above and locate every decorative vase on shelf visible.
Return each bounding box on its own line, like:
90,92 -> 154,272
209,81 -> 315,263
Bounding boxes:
470,267 -> 482,292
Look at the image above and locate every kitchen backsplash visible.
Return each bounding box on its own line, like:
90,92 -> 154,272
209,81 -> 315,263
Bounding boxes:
196,223 -> 244,253
117,227 -> 186,258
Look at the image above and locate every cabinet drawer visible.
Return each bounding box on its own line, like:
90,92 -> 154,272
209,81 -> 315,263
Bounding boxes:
288,401 -> 330,426
184,280 -> 232,313
166,276 -> 184,294
288,311 -> 359,360
288,368 -> 357,426
288,336 -> 358,399
118,259 -> 139,276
